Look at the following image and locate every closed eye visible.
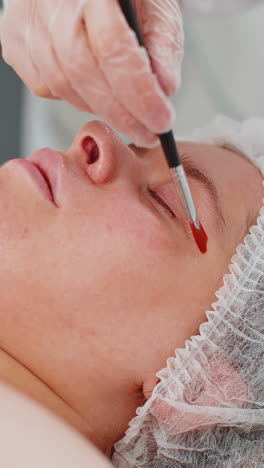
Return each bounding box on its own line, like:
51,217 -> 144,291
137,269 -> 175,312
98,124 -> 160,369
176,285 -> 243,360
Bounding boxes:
148,188 -> 176,219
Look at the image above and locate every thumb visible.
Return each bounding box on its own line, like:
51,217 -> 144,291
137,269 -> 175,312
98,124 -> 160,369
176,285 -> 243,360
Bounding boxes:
134,0 -> 184,96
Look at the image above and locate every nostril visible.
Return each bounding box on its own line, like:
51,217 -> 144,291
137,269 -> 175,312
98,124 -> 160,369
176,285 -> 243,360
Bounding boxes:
82,137 -> 100,164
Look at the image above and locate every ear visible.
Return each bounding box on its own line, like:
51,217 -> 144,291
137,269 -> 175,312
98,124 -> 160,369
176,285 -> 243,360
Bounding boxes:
200,354 -> 248,407
150,354 -> 248,432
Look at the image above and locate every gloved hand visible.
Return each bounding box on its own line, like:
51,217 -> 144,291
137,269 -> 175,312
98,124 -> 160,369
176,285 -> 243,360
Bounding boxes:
0,0 -> 184,148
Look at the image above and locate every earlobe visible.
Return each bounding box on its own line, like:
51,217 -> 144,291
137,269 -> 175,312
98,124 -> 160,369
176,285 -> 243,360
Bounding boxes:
143,375 -> 160,401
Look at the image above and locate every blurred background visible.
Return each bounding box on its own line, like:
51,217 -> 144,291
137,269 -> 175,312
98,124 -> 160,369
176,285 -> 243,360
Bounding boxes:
0,0 -> 23,164
0,2 -> 264,165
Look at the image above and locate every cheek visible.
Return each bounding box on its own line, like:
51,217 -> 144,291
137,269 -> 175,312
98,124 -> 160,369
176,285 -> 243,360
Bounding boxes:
0,197 -> 27,241
0,193 -> 51,245
104,217 -> 160,251
94,201 -> 175,255
104,217 -> 148,239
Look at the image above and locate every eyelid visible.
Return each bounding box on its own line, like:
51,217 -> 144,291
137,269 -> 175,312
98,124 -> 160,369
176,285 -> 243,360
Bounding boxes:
148,187 -> 177,219
150,183 -> 181,216
148,185 -> 194,238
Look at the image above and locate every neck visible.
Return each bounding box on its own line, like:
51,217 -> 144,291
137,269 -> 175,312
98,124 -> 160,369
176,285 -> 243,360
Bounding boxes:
0,347 -> 139,455
0,347 -> 96,442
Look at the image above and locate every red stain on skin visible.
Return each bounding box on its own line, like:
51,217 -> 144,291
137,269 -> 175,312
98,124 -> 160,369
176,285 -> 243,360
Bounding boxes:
105,223 -> 113,232
190,221 -> 208,254
21,226 -> 29,239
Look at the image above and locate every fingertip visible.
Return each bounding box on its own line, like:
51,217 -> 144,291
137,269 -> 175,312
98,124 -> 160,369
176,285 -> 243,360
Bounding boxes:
142,137 -> 160,149
157,102 -> 176,135
132,134 -> 159,150
151,56 -> 182,96
169,102 -> 176,128
31,83 -> 54,99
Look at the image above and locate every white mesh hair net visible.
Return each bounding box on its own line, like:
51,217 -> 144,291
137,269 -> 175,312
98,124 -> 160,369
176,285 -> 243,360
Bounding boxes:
112,115 -> 264,468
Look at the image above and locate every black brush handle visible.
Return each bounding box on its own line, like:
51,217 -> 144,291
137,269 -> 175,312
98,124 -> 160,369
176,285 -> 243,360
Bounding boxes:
118,0 -> 145,47
118,0 -> 181,168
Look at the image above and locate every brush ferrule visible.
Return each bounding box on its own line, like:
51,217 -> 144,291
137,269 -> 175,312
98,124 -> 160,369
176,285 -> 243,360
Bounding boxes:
171,165 -> 200,230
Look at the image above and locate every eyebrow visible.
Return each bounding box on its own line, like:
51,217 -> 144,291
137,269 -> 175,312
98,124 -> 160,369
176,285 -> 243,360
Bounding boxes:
180,154 -> 226,228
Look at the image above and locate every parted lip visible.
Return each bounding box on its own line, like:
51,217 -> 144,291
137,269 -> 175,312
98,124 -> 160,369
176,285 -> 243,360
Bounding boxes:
27,148 -> 65,206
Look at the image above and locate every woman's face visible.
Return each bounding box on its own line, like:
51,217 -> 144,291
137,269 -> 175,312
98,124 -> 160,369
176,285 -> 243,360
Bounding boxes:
0,121 -> 263,447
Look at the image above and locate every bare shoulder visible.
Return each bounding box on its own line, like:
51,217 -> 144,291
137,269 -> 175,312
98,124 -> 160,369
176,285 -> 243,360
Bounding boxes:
0,382 -> 113,467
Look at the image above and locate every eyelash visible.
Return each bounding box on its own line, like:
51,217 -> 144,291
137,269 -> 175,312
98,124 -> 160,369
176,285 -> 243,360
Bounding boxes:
148,188 -> 176,219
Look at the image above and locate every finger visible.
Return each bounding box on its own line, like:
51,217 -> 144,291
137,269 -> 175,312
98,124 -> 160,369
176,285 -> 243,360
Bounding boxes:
92,93 -> 159,148
27,6 -> 92,113
32,84 -> 62,100
85,0 -> 175,135
52,2 -> 157,147
0,12 -> 46,95
1,5 -> 53,97
134,0 -> 184,96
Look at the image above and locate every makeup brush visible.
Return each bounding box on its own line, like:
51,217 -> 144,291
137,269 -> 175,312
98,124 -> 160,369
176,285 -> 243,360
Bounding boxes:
118,0 -> 208,254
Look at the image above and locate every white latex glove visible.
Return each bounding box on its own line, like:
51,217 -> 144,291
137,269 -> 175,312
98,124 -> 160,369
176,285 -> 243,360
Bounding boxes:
0,0 -> 184,148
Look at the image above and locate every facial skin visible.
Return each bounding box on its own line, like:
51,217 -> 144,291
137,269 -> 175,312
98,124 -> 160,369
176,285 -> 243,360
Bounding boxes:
0,121 -> 263,455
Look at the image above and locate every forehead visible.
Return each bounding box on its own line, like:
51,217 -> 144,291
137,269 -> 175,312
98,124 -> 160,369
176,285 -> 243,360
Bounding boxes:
178,141 -> 256,178
178,142 -> 263,196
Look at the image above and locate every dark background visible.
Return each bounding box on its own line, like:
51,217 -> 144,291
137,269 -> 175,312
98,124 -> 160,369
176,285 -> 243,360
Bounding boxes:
0,0 -> 23,163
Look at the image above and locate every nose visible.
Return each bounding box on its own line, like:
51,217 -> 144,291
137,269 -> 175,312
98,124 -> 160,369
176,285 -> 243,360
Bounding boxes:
67,120 -> 139,185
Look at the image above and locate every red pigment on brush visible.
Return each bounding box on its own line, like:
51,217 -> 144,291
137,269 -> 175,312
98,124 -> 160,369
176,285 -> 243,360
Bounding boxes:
190,222 -> 208,254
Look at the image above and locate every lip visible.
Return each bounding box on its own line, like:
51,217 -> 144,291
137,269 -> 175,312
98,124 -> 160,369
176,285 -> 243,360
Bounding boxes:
26,148 -> 64,206
9,159 -> 55,205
